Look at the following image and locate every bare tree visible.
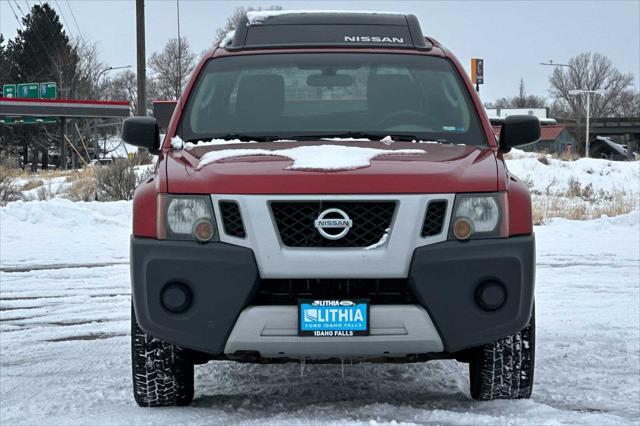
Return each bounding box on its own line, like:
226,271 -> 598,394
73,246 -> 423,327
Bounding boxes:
72,37 -> 109,100
148,37 -> 196,100
491,78 -> 546,109
548,52 -> 635,119
213,5 -> 282,45
105,69 -> 158,113
612,90 -> 640,118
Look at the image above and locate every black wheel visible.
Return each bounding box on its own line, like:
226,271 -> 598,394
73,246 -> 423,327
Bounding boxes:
131,306 -> 194,407
469,308 -> 535,401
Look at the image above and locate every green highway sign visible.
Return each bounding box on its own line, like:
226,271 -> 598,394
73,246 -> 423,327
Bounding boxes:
39,82 -> 57,99
2,81 -> 59,125
17,83 -> 39,99
4,82 -> 57,99
1,117 -> 58,125
3,84 -> 17,98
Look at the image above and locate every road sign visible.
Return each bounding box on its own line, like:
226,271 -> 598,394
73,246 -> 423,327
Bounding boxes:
471,58 -> 484,85
39,82 -> 57,99
0,117 -> 58,125
3,84 -> 17,98
17,83 -> 39,99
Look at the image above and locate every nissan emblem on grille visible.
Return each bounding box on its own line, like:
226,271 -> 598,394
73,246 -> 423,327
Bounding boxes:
314,208 -> 353,240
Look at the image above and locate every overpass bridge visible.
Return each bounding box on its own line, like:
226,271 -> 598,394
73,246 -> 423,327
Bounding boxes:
557,116 -> 640,157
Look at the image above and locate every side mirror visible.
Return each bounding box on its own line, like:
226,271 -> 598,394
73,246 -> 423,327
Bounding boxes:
499,115 -> 541,153
121,117 -> 161,155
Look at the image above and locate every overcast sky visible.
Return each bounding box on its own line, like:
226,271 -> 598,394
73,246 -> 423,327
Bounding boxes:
1,0 -> 639,103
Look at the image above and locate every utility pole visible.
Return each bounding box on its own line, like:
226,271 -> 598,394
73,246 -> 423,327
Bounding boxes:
177,0 -> 182,98
136,0 -> 146,116
569,89 -> 605,158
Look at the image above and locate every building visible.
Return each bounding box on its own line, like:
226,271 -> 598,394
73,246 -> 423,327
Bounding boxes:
492,124 -> 576,154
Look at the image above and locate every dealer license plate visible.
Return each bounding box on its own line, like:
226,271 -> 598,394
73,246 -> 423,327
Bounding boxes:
298,299 -> 369,337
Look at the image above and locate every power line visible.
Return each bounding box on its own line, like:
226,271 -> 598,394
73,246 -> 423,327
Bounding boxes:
7,0 -> 48,76
7,1 -> 25,30
52,0 -> 73,38
65,0 -> 82,38
37,0 -> 60,36
11,0 -> 60,70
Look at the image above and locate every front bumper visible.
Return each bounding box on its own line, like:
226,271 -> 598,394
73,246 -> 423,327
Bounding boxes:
131,235 -> 534,357
225,305 -> 443,360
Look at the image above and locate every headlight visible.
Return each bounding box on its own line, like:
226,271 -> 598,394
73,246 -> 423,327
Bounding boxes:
157,194 -> 216,242
449,193 -> 508,240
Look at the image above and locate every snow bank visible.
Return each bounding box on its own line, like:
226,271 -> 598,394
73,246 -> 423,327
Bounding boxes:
535,210 -> 640,259
15,175 -> 70,200
0,198 -> 131,268
197,145 -> 426,171
505,149 -> 640,196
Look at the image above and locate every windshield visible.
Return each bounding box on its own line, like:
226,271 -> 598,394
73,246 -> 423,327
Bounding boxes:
179,53 -> 486,145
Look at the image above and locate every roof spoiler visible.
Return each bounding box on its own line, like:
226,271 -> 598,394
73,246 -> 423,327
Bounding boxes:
226,11 -> 432,51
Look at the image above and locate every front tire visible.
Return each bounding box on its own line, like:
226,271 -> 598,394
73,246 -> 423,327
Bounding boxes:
469,308 -> 535,400
131,306 -> 194,406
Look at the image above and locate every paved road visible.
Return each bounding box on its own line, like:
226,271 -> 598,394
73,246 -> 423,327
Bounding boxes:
1,216 -> 638,425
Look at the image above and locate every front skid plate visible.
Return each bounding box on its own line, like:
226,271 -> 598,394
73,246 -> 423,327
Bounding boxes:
224,305 -> 443,359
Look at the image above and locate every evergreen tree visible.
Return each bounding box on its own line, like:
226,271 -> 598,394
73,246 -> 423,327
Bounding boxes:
7,3 -> 78,95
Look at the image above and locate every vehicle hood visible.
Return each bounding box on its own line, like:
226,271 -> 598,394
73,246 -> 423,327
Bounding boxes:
165,141 -> 499,194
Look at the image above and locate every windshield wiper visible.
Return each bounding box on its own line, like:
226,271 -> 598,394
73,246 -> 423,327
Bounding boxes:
290,131 -> 420,142
188,133 -> 284,143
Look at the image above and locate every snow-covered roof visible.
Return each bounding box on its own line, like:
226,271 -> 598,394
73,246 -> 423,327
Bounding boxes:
219,30 -> 235,48
246,10 -> 405,25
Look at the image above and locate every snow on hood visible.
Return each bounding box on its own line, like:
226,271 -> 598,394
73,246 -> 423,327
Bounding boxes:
171,135 -> 438,151
171,136 -> 258,150
246,10 -> 404,25
171,136 -> 301,150
195,145 -> 426,171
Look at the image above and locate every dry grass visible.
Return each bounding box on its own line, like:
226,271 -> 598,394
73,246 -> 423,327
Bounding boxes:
532,192 -> 638,225
64,167 -> 97,202
0,155 -> 23,206
550,151 -> 580,161
20,179 -> 45,192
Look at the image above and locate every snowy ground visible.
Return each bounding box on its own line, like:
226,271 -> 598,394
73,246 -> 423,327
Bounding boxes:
505,149 -> 639,196
1,198 -> 638,425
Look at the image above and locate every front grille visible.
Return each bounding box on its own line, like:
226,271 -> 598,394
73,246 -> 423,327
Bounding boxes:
421,200 -> 447,237
253,279 -> 416,305
271,201 -> 396,247
219,201 -> 246,238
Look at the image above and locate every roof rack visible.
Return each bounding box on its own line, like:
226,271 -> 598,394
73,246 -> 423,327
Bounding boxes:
226,11 -> 432,51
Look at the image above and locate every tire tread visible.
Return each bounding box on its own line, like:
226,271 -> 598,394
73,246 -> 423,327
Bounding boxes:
131,307 -> 194,407
469,309 -> 535,401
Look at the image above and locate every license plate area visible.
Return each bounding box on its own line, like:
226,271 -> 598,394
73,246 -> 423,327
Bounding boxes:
298,299 -> 369,337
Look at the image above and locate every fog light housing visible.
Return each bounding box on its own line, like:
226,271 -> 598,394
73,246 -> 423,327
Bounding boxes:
475,281 -> 506,311
192,218 -> 215,242
161,282 -> 192,313
452,218 -> 473,240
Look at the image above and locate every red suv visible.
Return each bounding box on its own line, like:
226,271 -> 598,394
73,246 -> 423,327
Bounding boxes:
123,11 -> 539,407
